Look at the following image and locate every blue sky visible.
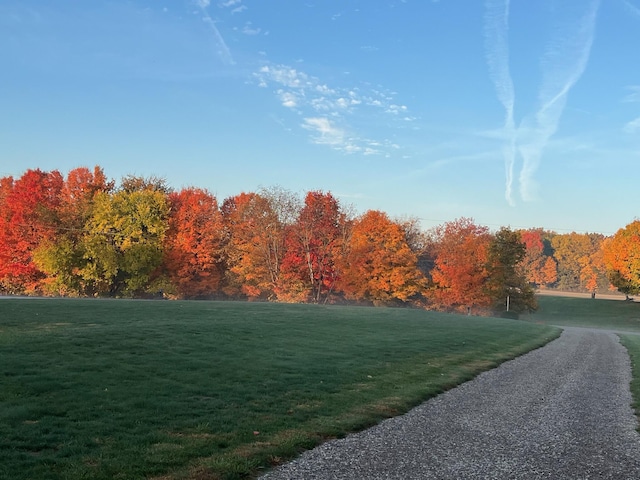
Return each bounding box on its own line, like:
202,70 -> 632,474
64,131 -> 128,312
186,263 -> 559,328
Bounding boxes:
1,0 -> 639,235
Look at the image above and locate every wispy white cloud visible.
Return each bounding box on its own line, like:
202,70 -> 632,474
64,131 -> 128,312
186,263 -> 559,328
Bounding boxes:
241,21 -> 261,35
484,0 -> 599,203
624,117 -> 640,133
624,86 -> 640,134
278,90 -> 298,108
624,86 -> 640,103
301,117 -> 389,155
194,0 -> 234,64
302,117 -> 346,147
254,63 -> 413,154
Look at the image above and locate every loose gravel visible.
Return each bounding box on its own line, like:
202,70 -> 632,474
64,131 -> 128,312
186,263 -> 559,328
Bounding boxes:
260,327 -> 640,479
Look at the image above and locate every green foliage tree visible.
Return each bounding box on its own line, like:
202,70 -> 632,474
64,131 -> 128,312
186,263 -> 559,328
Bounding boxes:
80,189 -> 169,296
486,227 -> 537,315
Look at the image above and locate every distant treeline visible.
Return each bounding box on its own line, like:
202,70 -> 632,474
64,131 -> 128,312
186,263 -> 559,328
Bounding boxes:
0,167 -> 637,314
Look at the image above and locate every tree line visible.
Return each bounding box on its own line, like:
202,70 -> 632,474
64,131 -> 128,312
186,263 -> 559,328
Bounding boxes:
0,167 -> 637,314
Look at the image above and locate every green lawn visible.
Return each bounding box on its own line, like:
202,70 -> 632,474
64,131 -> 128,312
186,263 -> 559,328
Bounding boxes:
522,295 -> 640,332
619,335 -> 640,423
0,299 -> 559,480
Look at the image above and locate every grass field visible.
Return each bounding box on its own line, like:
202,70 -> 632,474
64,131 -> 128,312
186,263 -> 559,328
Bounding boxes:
0,298 -> 559,480
522,295 -> 640,333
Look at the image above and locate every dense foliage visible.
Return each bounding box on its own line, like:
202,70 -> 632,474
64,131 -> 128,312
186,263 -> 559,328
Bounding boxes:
0,167 -> 636,313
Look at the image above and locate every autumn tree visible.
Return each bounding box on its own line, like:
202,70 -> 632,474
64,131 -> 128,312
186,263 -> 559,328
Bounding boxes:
485,227 -> 536,314
398,216 -> 435,278
33,166 -> 113,296
0,169 -> 64,293
222,188 -> 299,300
162,188 -> 225,298
120,174 -> 171,194
551,232 -> 607,292
520,229 -> 557,288
541,256 -> 558,287
280,191 -> 344,303
337,210 -> 426,306
79,185 -> 169,297
428,218 -> 492,314
0,176 -> 12,208
603,221 -> 640,297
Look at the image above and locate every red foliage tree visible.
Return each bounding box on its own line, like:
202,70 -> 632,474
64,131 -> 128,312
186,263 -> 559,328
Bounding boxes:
279,191 -> 345,303
163,188 -> 225,298
0,169 -> 64,293
59,166 -> 113,228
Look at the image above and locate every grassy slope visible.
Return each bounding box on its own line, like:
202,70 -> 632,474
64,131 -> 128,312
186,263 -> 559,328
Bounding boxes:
0,299 -> 559,480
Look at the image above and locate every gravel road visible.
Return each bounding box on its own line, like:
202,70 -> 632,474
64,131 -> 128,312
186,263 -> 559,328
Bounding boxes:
260,328 -> 640,479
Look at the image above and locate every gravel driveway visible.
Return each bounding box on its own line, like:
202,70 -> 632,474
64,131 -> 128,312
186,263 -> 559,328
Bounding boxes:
260,328 -> 640,479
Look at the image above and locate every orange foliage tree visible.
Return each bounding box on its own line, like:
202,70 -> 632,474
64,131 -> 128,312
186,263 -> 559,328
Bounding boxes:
602,220 -> 640,296
428,218 -> 492,313
541,256 -> 558,286
163,188 -> 225,298
519,229 -> 558,288
221,191 -> 295,300
337,210 -> 426,306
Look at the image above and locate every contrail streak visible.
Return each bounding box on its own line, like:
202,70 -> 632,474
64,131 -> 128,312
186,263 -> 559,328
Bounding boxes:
484,0 -> 599,203
195,0 -> 235,65
484,0 -> 516,206
623,0 -> 640,17
518,0 -> 599,201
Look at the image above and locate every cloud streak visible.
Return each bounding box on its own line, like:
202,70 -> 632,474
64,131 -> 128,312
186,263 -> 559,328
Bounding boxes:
484,0 -> 599,203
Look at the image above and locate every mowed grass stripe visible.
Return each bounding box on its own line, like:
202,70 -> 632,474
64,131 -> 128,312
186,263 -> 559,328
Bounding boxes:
619,335 -> 640,422
0,299 -> 560,480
